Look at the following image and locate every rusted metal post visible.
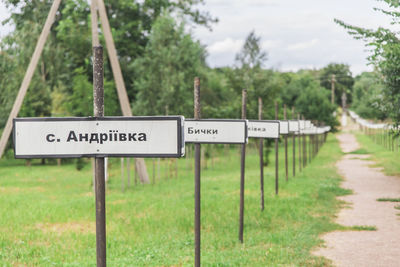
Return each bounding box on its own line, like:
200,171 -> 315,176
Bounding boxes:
298,113 -> 302,172
302,116 -> 306,168
93,46 -> 106,267
194,77 -> 201,267
292,107 -> 296,177
284,105 -> 288,181
239,89 -> 247,243
258,97 -> 264,211
275,101 -> 279,195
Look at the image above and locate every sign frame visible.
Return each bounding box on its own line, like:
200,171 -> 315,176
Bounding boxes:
279,120 -> 289,135
184,119 -> 248,144
13,116 -> 185,159
248,120 -> 280,139
288,120 -> 299,133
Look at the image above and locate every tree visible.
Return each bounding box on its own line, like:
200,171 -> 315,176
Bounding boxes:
319,63 -> 354,106
335,0 -> 400,124
131,13 -> 207,117
294,76 -> 338,128
351,72 -> 386,120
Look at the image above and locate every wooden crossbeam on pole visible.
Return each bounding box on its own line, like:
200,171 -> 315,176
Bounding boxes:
0,0 -> 62,158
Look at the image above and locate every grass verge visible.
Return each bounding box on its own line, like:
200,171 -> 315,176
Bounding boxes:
0,134 -> 344,266
354,132 -> 400,176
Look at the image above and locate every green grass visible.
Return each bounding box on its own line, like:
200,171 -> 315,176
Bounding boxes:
0,134 -> 345,266
377,198 -> 400,202
354,133 -> 400,176
345,225 -> 377,231
347,148 -> 369,155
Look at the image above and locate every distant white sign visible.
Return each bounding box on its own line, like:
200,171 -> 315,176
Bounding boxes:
299,120 -> 306,130
185,119 -> 247,144
279,120 -> 289,135
248,120 -> 279,139
305,120 -> 311,129
289,120 -> 299,132
13,117 -> 185,158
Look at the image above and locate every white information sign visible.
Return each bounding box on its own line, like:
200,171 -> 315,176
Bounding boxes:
305,120 -> 311,129
13,117 -> 185,158
184,119 -> 247,144
289,120 -> 299,132
299,120 -> 306,130
247,120 -> 279,139
279,120 -> 289,135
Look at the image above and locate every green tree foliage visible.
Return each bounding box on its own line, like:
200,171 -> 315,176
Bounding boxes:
0,0 -> 216,125
132,13 -> 207,117
351,72 -> 386,120
335,0 -> 400,124
294,77 -> 338,128
319,63 -> 354,106
228,31 -> 280,120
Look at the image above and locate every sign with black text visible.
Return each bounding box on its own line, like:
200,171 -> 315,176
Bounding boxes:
279,120 -> 289,135
185,119 -> 248,144
247,120 -> 280,139
13,117 -> 185,158
289,120 -> 299,133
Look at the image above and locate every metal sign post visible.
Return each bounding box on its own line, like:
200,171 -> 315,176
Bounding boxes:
298,115 -> 303,173
239,89 -> 247,243
193,78 -> 201,267
291,108 -> 296,177
275,102 -> 279,195
258,98 -> 264,211
93,46 -> 106,267
284,105 -> 288,181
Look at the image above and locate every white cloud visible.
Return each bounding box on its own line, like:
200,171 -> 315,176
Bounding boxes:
208,38 -> 244,54
287,39 -> 319,51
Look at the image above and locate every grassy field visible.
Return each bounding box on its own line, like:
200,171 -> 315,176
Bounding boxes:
0,135 -> 346,266
354,132 -> 400,176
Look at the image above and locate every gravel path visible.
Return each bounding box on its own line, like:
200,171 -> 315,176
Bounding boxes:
313,131 -> 400,266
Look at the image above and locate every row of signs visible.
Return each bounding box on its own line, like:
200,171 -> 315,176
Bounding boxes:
13,117 -> 330,158
348,110 -> 388,129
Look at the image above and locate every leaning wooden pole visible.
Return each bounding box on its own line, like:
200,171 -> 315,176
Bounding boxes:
0,0 -> 62,158
96,0 -> 149,183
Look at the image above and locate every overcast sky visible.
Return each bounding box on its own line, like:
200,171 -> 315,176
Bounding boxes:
0,0 -> 395,75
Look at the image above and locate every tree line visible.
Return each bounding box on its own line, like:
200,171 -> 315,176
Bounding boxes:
0,0 -> 376,154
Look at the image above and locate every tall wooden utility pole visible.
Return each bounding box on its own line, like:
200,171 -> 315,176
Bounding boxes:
331,74 -> 336,105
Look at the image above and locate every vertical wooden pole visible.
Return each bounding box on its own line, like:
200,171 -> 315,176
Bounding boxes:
275,101 -> 279,195
239,89 -> 247,243
284,104 -> 288,181
0,0 -> 62,158
258,97 -> 264,211
93,46 -> 106,267
194,78 -> 201,267
127,159 -> 131,188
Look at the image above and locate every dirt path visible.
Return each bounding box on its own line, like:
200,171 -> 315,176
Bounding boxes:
314,127 -> 400,266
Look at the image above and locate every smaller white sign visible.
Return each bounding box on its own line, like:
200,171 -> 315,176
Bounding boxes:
289,120 -> 299,132
305,120 -> 311,129
279,120 -> 289,135
299,120 -> 306,130
248,120 -> 279,139
184,119 -> 247,144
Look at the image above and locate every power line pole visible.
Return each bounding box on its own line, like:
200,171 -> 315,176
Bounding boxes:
331,74 -> 336,105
